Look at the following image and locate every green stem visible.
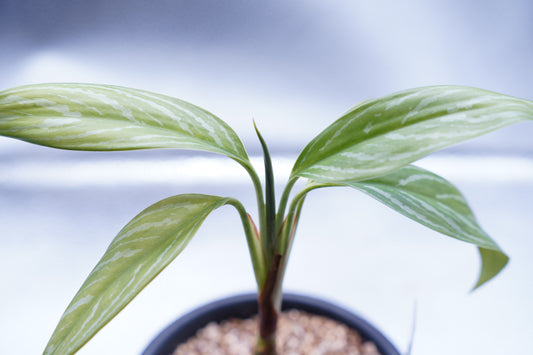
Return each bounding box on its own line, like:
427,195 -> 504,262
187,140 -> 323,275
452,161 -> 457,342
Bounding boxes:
271,191 -> 307,305
275,177 -> 298,234
238,160 -> 269,267
255,337 -> 276,355
276,185 -> 310,255
226,198 -> 266,287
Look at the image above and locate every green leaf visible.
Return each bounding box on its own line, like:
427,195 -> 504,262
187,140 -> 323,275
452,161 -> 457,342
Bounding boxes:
292,86 -> 533,182
44,194 -> 234,355
0,83 -> 248,164
475,248 -> 509,290
307,165 -> 508,288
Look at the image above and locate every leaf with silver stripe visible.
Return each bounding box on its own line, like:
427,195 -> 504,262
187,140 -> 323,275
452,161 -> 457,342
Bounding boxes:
43,194 -> 235,355
292,86 -> 533,182
0,83 -> 249,164
307,165 -> 508,288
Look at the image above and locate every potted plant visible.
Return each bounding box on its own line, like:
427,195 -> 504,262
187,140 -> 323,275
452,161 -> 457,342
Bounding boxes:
0,83 -> 531,355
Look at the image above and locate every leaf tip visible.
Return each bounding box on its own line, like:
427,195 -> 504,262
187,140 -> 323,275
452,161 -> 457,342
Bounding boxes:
471,247 -> 509,291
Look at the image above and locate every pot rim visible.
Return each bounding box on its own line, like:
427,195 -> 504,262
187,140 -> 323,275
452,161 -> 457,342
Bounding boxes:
142,293 -> 401,355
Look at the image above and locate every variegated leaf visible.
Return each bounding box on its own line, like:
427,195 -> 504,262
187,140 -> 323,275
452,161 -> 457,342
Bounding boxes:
307,165 -> 508,288
44,194 -> 234,355
293,86 -> 533,182
0,83 -> 248,164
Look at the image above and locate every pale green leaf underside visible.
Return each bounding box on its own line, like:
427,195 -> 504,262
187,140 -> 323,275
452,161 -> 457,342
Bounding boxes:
0,83 -> 248,163
44,194 -> 233,355
308,165 -> 508,287
293,86 -> 533,182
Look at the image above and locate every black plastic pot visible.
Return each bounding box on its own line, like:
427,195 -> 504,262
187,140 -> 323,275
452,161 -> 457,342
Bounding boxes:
142,293 -> 401,355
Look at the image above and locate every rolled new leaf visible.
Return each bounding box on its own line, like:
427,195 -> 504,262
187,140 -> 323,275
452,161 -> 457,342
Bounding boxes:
0,83 -> 249,164
292,86 -> 533,183
44,194 -> 236,355
306,165 -> 508,288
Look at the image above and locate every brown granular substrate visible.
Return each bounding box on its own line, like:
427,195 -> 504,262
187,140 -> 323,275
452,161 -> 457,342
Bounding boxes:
173,309 -> 381,355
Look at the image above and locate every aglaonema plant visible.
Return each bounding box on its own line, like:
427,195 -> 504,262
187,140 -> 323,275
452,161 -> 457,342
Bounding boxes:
1,83 -> 532,355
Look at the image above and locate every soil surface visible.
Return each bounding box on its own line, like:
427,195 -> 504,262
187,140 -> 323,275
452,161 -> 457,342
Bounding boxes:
173,309 -> 382,355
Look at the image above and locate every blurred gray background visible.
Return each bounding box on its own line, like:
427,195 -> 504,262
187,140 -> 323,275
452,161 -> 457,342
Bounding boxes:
1,1 -> 532,355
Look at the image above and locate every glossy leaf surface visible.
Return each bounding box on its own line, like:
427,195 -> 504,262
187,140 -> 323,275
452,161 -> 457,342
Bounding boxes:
293,86 -> 533,182
0,83 -> 248,163
44,194 -> 233,355
307,165 -> 508,287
